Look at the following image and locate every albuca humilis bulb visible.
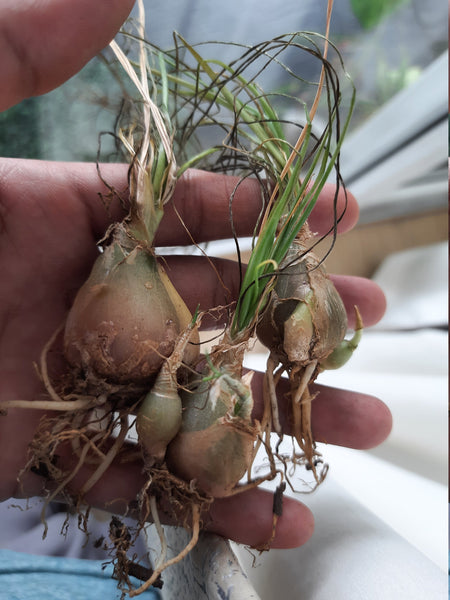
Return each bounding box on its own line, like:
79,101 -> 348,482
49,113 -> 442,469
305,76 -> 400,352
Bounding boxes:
64,240 -> 199,385
166,371 -> 257,497
257,242 -> 347,366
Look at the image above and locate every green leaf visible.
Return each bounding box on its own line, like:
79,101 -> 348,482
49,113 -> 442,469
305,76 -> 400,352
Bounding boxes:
350,0 -> 408,29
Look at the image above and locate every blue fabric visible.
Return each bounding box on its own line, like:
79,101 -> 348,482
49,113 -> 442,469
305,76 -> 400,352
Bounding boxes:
0,550 -> 161,600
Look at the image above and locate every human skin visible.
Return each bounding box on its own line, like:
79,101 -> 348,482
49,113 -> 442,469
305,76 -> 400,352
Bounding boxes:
0,160 -> 390,548
0,0 -> 391,549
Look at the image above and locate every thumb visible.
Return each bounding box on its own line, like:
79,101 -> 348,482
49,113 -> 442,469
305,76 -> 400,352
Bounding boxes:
0,0 -> 135,111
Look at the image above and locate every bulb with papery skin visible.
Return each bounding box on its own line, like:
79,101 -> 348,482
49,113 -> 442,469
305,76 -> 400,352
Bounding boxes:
256,241 -> 347,367
64,239 -> 199,385
166,371 -> 257,497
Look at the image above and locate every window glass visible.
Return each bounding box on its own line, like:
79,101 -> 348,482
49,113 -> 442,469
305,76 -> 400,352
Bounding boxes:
332,0 -> 448,131
0,0 -> 446,160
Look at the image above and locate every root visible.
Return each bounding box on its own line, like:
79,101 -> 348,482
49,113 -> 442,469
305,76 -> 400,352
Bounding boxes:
104,465 -> 209,597
0,398 -> 98,413
227,469 -> 280,497
37,322 -> 65,402
127,502 -> 201,597
254,481 -> 286,552
149,495 -> 168,571
266,354 -> 283,435
292,360 -> 317,406
108,514 -> 163,593
257,353 -> 325,485
79,415 -> 129,498
22,402 -> 135,541
39,432 -> 102,538
290,362 -> 323,482
0,324 -> 108,415
69,411 -> 107,465
249,354 -> 281,470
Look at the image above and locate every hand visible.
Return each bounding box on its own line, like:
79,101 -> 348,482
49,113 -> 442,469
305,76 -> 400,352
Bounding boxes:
0,0 -> 391,551
0,160 -> 390,548
0,0 -> 135,112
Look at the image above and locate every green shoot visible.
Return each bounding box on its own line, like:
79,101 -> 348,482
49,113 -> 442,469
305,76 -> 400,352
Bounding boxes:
110,10 -> 355,336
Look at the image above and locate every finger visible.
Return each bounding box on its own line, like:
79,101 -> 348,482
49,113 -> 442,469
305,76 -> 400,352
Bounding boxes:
26,381 -> 389,549
110,370 -> 391,451
71,165 -> 359,242
159,256 -> 386,329
97,168 -> 359,241
155,170 -> 359,245
206,487 -> 314,549
331,275 -> 386,329
81,460 -> 314,549
249,374 -> 393,449
309,384 -> 393,449
24,442 -> 314,550
17,381 -> 389,549
0,160 -> 359,244
0,0 -> 134,111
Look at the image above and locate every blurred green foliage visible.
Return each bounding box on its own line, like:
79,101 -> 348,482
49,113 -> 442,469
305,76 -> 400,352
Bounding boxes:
0,98 -> 42,158
350,0 -> 409,29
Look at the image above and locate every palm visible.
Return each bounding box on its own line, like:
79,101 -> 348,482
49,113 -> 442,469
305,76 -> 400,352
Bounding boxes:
0,161 -> 120,498
0,158 -> 391,547
0,0 -> 392,555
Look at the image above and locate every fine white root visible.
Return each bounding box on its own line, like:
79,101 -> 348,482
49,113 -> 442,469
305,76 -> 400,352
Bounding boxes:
246,355 -> 284,487
292,360 -> 317,405
0,398 -> 97,412
149,495 -> 168,571
38,323 -> 65,402
79,415 -> 130,498
70,412 -> 107,464
266,354 -> 283,435
291,380 -> 320,480
289,360 -> 320,478
226,470 -> 280,496
256,357 -> 283,448
40,435 -> 102,538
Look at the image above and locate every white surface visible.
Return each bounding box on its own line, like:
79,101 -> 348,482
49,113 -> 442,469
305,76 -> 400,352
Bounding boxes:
371,241 -> 448,330
318,329 -> 447,483
244,328 -> 448,573
233,476 -> 448,600
318,446 -> 448,571
156,529 -> 262,600
240,328 -> 448,597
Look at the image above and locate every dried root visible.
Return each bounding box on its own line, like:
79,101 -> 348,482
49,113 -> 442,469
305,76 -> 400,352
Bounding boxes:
261,352 -> 326,485
127,503 -> 200,597
107,464 -> 213,597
